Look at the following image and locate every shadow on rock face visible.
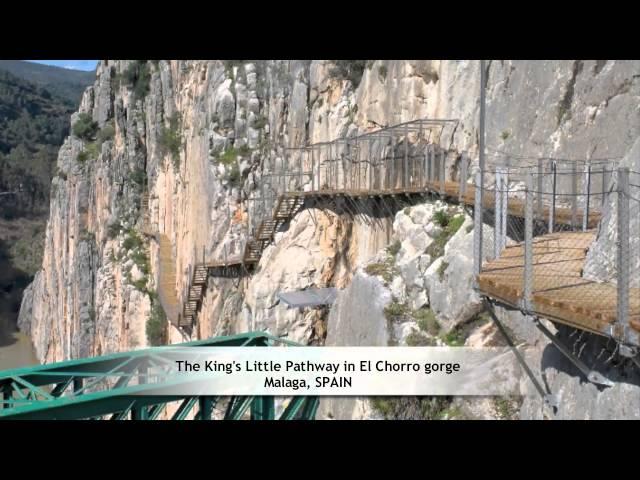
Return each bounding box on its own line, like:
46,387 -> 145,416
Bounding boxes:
540,323 -> 640,390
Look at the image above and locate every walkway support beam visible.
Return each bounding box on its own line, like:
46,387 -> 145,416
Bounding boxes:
473,171 -> 483,279
523,171 -> 534,312
616,167 -> 630,343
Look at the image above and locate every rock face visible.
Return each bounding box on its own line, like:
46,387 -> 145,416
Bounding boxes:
584,136 -> 640,286
18,60 -> 640,419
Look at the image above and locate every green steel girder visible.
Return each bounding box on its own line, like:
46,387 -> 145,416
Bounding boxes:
251,397 -> 275,420
0,331 -> 317,420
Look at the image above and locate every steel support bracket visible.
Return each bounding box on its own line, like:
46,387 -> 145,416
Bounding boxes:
532,317 -> 614,388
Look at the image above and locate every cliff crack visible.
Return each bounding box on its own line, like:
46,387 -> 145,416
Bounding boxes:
556,60 -> 583,127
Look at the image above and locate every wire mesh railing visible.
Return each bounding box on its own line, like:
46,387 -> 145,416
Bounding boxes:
474,161 -> 640,349
245,118 -> 464,241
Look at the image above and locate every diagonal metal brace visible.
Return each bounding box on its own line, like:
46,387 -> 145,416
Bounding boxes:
532,317 -> 614,388
485,304 -> 558,410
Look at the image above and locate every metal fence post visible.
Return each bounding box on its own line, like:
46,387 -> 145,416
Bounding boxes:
389,135 -> 395,191
548,159 -> 557,233
369,138 -> 374,191
523,171 -> 534,312
439,148 -> 446,196
459,152 -> 467,202
299,149 -> 303,190
427,145 -> 433,186
501,167 -> 508,252
537,158 -> 544,221
312,146 -> 316,191
571,161 -> 578,230
582,160 -> 592,231
357,139 -> 361,191
617,167 -> 630,343
404,124 -> 409,189
344,141 -> 349,191
327,143 -> 332,190
494,168 -> 503,259
473,170 -> 483,278
602,165 -> 610,207
283,151 -> 288,195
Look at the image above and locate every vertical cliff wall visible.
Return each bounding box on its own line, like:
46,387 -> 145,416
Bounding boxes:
18,60 -> 640,381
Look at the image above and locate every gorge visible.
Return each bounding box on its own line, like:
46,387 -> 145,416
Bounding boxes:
13,60 -> 640,419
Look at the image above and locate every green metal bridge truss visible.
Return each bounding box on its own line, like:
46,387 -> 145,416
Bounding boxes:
0,332 -> 319,420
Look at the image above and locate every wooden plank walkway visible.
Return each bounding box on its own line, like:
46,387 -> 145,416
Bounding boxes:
289,179 -> 601,228
478,231 -> 640,337
149,164 -> 604,333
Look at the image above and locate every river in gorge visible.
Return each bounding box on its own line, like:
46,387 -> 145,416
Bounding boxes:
0,315 -> 38,370
0,237 -> 38,371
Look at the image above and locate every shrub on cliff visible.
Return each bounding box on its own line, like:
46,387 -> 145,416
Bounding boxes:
72,113 -> 98,141
328,60 -> 366,86
146,300 -> 166,346
158,113 -> 182,169
97,123 -> 115,144
120,60 -> 151,101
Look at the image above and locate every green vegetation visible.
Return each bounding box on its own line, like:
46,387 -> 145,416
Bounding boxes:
492,397 -> 521,420
72,112 -> 98,141
130,167 -> 146,187
433,208 -> 451,228
437,260 -> 449,281
371,396 -> 454,420
3,219 -> 46,276
500,130 -> 510,140
364,261 -> 395,283
107,221 -> 121,239
80,228 -> 96,244
328,60 -> 367,86
383,300 -> 409,322
123,228 -> 144,251
437,405 -> 464,420
378,65 -> 388,81
75,122 -> 116,164
216,146 -> 251,188
227,163 -> 241,186
440,327 -> 465,347
158,113 -> 182,169
0,59 -> 95,106
251,114 -> 268,129
405,331 -> 436,346
218,147 -> 239,166
97,123 -> 115,144
425,211 -> 466,261
387,240 -> 401,257
131,248 -> 150,276
76,141 -> 100,163
146,296 -> 167,346
0,67 -> 92,218
120,60 -> 151,101
412,307 -> 440,335
0,63 -> 92,339
120,229 -> 150,294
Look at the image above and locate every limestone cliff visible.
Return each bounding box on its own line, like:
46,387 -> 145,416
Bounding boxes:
17,60 -> 640,419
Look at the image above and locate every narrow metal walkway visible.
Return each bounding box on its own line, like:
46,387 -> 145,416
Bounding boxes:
146,118 -> 616,340
478,231 -> 640,336
473,163 -> 640,351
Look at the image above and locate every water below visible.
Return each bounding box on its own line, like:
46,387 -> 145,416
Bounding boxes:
0,315 -> 38,371
0,230 -> 40,371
